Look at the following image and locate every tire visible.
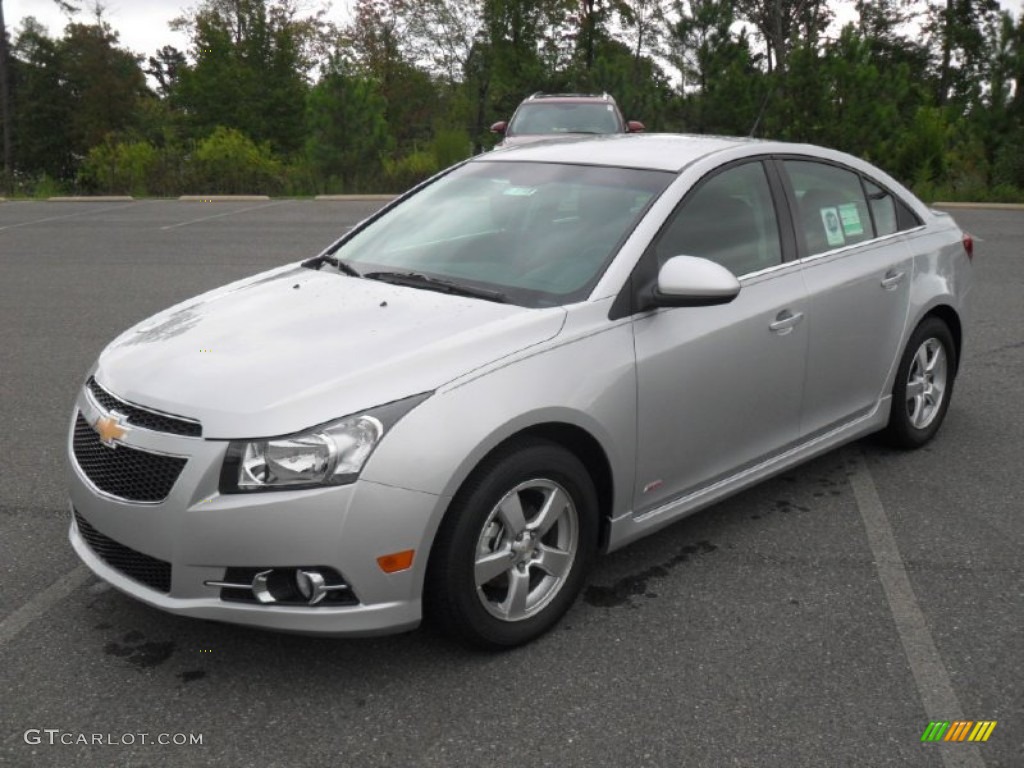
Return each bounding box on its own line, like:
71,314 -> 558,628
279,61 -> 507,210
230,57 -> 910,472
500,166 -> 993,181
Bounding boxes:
425,438 -> 599,650
882,316 -> 957,449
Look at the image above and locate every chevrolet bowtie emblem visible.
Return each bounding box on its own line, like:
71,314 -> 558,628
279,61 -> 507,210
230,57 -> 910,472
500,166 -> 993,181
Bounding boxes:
93,413 -> 128,446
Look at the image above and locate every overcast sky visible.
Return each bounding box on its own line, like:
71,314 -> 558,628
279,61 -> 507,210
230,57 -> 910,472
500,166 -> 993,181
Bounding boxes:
4,0 -> 1021,62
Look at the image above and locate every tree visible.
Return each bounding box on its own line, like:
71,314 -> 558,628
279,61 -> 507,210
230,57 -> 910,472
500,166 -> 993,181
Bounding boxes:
404,0 -> 484,86
928,0 -> 1001,107
616,0 -> 669,85
59,21 -> 148,153
304,61 -> 390,190
1,0 -> 12,186
146,45 -> 186,98
734,0 -> 831,74
172,0 -> 316,154
9,19 -> 75,179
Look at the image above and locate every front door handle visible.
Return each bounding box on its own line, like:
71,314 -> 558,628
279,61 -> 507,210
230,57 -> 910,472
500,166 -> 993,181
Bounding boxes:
881,270 -> 905,290
769,310 -> 804,335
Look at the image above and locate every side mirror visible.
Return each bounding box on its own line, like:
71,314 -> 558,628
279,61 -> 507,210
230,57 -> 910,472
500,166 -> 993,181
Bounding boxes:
490,121 -> 508,135
627,120 -> 645,133
650,255 -> 740,308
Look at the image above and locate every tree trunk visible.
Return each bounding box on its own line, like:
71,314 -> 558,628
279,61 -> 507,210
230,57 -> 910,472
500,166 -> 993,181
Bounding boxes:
938,0 -> 953,106
0,0 -> 13,189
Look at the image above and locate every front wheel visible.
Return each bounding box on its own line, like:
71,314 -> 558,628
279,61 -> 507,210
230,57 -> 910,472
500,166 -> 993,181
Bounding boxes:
425,438 -> 598,649
882,317 -> 957,449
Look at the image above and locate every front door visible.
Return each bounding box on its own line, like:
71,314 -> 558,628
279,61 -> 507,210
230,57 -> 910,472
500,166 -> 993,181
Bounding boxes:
631,160 -> 808,512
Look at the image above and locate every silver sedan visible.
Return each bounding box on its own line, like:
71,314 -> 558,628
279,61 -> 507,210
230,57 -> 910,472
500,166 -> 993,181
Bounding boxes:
66,135 -> 972,648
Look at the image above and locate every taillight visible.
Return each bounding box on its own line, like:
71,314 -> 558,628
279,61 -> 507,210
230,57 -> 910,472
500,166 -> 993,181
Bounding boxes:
962,233 -> 974,261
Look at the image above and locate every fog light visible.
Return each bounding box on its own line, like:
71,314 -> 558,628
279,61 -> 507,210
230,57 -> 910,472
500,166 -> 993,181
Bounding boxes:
207,566 -> 357,605
295,569 -> 328,605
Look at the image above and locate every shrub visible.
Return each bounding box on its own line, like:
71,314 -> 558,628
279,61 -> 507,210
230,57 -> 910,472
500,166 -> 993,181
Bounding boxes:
79,138 -> 158,195
190,127 -> 282,194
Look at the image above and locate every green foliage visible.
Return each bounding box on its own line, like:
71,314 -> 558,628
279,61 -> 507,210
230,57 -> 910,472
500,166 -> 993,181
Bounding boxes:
304,66 -> 391,192
79,138 -> 159,195
172,0 -> 312,154
3,0 -> 1024,199
191,126 -> 282,194
382,149 -> 439,191
431,128 -> 472,168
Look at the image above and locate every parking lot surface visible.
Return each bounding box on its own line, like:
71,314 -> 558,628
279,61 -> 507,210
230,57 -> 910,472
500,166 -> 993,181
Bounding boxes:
1,200 -> 1020,767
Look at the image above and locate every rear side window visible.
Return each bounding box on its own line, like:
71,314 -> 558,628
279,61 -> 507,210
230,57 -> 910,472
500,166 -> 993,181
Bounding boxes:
864,179 -> 898,236
653,161 -> 783,277
784,160 -> 874,256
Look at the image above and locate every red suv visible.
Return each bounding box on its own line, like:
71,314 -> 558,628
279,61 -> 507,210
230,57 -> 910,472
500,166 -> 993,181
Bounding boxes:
491,93 -> 645,147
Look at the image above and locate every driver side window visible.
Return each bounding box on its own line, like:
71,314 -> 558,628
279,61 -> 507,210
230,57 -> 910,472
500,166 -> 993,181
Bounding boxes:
653,161 -> 783,277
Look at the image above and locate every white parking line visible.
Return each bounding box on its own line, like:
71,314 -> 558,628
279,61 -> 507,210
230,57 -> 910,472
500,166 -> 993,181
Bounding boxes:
0,565 -> 91,648
0,202 -> 138,232
848,450 -> 985,768
160,201 -> 289,230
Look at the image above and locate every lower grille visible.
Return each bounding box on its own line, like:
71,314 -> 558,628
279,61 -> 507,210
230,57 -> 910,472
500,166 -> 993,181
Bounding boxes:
74,509 -> 172,593
72,413 -> 186,503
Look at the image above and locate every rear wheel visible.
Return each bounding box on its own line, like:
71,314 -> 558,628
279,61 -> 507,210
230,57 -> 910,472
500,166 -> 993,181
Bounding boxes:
425,438 -> 598,649
883,317 -> 957,449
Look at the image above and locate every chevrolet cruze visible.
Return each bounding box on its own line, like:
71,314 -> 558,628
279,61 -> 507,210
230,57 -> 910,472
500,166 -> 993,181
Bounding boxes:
67,135 -> 972,648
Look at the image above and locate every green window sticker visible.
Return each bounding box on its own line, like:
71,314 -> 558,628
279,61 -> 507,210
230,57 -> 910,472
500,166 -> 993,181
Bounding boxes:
819,207 -> 845,247
838,203 -> 864,236
504,186 -> 537,197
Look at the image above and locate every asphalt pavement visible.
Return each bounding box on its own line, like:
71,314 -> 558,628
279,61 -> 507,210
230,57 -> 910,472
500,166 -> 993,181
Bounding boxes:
0,200 -> 1020,767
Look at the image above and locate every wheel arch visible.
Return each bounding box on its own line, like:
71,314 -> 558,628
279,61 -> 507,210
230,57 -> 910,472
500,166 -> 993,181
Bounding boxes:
921,304 -> 962,374
439,420 -> 616,553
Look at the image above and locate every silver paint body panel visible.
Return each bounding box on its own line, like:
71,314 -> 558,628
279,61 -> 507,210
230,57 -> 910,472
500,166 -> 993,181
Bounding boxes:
67,135 -> 971,635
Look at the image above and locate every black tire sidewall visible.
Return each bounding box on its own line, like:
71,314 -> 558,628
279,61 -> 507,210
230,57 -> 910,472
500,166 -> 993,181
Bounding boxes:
426,439 -> 599,649
887,317 -> 957,449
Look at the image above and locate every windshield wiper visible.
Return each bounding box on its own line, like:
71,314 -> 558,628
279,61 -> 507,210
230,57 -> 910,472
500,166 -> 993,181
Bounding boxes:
304,253 -> 361,277
363,271 -> 507,303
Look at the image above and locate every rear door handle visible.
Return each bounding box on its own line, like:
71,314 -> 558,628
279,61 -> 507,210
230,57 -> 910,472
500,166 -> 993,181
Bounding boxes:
769,310 -> 804,335
881,270 -> 905,290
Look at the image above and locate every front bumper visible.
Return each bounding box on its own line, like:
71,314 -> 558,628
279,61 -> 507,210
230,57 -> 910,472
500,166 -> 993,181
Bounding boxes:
67,387 -> 445,637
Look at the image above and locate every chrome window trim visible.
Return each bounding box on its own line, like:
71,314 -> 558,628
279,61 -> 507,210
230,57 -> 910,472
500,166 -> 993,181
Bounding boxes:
793,225 -> 926,267
737,258 -> 801,283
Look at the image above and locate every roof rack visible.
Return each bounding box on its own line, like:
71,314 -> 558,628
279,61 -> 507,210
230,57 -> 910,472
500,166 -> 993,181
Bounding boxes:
527,92 -> 615,102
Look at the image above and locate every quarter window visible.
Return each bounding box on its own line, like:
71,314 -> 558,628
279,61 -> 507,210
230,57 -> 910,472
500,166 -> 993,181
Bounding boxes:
784,160 -> 874,256
653,162 -> 782,277
864,178 -> 898,237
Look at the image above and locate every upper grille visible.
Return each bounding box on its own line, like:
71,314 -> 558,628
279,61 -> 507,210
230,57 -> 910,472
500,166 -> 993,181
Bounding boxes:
87,377 -> 202,437
74,508 -> 172,593
73,414 -> 187,503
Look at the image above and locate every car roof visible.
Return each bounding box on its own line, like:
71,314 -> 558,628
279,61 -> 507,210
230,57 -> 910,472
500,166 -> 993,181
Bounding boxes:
522,93 -> 616,104
480,133 -> 761,173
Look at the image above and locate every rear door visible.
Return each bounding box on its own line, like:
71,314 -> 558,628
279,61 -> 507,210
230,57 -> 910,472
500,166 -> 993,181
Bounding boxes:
779,159 -> 917,437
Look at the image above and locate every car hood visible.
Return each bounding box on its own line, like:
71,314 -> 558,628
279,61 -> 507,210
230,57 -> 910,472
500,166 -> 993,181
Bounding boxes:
95,266 -> 566,438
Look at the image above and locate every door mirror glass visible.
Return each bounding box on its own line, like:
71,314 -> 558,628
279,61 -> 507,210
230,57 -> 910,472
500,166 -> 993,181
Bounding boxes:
653,255 -> 741,307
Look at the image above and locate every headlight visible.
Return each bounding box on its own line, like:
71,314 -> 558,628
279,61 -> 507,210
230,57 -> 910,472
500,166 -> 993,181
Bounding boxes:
219,393 -> 430,493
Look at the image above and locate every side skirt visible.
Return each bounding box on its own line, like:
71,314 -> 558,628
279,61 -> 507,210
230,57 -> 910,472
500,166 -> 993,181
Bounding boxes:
604,398 -> 891,553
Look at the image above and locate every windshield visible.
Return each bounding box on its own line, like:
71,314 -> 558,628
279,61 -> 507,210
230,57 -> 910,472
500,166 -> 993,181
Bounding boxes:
330,161 -> 672,307
508,102 -> 623,136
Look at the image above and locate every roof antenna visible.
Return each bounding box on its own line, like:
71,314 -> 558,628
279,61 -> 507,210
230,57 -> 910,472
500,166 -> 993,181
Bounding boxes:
749,86 -> 772,138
